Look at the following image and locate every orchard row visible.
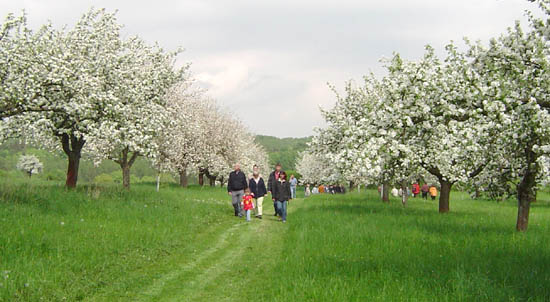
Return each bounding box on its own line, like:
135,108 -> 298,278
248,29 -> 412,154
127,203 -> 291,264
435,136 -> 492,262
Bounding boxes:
298,1 -> 550,231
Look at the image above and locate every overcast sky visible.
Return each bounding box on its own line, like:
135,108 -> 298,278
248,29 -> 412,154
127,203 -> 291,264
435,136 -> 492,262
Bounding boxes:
0,0 -> 541,137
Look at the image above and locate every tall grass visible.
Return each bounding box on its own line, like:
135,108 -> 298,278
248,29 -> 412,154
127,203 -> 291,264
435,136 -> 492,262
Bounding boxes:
0,182 -> 233,301
265,191 -> 550,301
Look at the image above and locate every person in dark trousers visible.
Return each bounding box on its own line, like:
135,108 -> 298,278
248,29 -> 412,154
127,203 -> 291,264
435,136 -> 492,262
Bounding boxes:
267,163 -> 283,216
249,165 -> 267,219
421,183 -> 429,200
227,163 -> 248,217
272,171 -> 291,222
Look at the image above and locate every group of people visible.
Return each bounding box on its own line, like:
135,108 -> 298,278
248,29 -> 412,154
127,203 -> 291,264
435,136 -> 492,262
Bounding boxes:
227,163 -> 296,223
388,182 -> 438,200
304,184 -> 346,197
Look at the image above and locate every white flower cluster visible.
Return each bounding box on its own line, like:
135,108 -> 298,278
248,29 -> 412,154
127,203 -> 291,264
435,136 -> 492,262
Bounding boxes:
296,151 -> 341,185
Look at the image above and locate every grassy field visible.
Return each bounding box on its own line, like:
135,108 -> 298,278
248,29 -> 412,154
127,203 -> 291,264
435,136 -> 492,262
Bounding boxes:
1,181 -> 550,301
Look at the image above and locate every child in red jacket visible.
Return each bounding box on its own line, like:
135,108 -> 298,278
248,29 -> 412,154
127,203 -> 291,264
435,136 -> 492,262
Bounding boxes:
241,188 -> 255,222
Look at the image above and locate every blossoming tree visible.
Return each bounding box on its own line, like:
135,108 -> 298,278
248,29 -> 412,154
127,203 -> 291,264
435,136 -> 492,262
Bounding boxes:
468,9 -> 550,230
16,154 -> 43,178
2,9 -> 131,187
86,38 -> 187,189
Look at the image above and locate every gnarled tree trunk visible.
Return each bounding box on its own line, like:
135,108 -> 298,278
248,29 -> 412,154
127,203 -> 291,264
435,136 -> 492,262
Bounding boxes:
61,133 -> 85,188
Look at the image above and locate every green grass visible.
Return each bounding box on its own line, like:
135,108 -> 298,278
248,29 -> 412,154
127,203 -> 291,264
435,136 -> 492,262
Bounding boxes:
1,182 -> 550,301
0,182 -> 236,301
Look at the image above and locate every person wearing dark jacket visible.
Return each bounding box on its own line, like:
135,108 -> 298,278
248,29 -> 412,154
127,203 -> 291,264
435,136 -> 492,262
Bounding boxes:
228,163 -> 248,217
267,163 -> 283,216
249,165 -> 267,219
273,171 -> 291,222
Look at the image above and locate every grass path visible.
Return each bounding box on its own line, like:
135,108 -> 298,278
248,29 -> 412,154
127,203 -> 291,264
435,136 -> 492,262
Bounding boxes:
135,222 -> 244,301
86,199 -> 293,302
142,205 -> 289,302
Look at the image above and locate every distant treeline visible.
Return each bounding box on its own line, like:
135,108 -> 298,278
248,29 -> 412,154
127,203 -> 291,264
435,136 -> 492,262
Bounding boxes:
254,135 -> 311,170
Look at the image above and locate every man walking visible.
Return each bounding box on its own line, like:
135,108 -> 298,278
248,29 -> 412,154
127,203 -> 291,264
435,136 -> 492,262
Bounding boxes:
228,163 -> 248,217
267,163 -> 283,216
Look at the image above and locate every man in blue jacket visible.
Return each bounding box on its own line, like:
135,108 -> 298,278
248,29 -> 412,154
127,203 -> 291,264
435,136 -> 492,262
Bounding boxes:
228,163 -> 248,217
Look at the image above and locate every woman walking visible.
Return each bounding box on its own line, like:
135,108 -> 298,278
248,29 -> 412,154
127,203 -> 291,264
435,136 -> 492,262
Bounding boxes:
273,171 -> 291,222
249,165 -> 267,219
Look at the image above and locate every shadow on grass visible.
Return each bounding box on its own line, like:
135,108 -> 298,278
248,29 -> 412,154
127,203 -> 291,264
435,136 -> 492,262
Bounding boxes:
310,202 -> 480,218
305,200 -> 523,238
309,247 -> 550,301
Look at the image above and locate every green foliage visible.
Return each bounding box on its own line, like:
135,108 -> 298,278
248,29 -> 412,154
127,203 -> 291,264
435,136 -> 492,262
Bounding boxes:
255,135 -> 311,170
285,169 -> 302,179
42,169 -> 65,182
159,173 -> 176,183
139,176 -> 157,183
94,173 -> 114,184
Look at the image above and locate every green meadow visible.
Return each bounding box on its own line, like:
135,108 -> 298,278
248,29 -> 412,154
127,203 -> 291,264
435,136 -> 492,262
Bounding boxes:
1,181 -> 550,301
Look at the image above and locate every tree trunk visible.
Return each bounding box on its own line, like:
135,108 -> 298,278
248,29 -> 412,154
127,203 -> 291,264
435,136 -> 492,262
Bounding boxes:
516,161 -> 537,231
122,164 -> 130,189
179,169 -> 188,187
474,187 -> 481,199
198,170 -> 204,186
209,175 -> 215,187
401,180 -> 408,207
219,177 -> 224,188
117,148 -> 139,190
349,181 -> 355,191
382,182 -> 390,203
438,179 -> 453,213
61,134 -> 85,188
